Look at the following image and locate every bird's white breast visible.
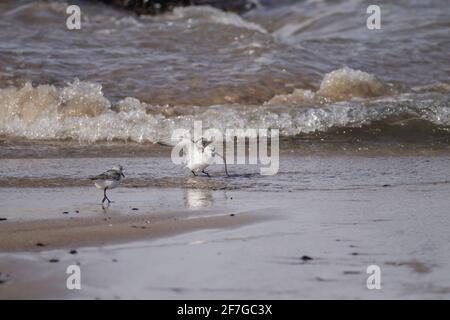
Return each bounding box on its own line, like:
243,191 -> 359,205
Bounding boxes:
94,180 -> 119,189
185,145 -> 215,171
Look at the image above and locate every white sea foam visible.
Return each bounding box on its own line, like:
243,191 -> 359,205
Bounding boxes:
266,67 -> 388,106
0,70 -> 448,143
317,67 -> 387,100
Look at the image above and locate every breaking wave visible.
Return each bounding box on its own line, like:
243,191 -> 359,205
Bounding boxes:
266,67 -> 390,106
166,6 -> 268,34
1,68 -> 450,143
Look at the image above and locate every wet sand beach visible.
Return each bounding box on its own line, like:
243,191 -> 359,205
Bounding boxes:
1,153 -> 450,299
0,206 -> 264,252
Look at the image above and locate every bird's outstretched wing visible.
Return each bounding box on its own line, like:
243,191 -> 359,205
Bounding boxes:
157,140 -> 175,147
158,137 -> 214,149
157,138 -> 190,157
157,137 -> 193,148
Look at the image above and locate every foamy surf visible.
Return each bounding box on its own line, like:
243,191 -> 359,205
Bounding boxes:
1,68 -> 449,143
266,67 -> 390,106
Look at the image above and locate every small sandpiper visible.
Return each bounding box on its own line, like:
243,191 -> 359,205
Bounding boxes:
158,137 -> 228,177
90,165 -> 125,206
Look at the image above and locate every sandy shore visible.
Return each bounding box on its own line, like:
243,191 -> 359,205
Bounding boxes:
2,156 -> 450,299
0,211 -> 264,252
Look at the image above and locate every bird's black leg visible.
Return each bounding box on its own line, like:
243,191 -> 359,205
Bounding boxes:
191,170 -> 198,176
102,188 -> 107,204
105,190 -> 111,203
202,169 -> 211,177
102,187 -> 111,204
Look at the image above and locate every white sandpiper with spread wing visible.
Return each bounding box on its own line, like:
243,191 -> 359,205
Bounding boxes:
158,137 -> 228,177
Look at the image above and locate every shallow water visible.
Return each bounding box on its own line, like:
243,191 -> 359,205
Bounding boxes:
1,155 -> 449,192
2,154 -> 449,222
1,0 -> 450,147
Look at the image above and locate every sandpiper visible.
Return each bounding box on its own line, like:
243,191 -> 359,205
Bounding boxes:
158,137 -> 228,177
90,165 -> 125,206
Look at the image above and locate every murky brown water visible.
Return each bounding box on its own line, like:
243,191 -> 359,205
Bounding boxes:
0,0 -> 449,148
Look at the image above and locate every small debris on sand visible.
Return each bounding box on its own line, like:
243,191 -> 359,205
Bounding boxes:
69,250 -> 78,255
131,225 -> 147,229
386,260 -> 431,273
49,259 -> 59,263
343,271 -> 361,275
315,277 -> 329,282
